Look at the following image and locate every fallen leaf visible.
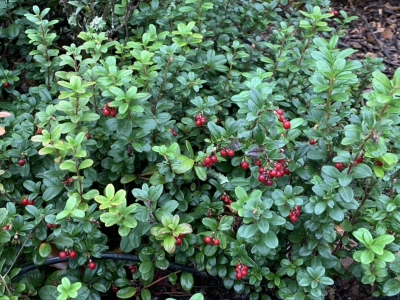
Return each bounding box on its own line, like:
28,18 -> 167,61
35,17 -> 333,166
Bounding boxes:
382,27 -> 393,40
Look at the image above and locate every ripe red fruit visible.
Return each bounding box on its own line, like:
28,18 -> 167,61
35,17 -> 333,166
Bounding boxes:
86,133 -> 91,139
276,109 -> 284,116
210,155 -> 218,163
3,82 -> 10,88
46,223 -> 52,229
254,159 -> 262,166
170,129 -> 178,137
88,261 -> 97,270
376,161 -> 383,167
241,269 -> 248,277
240,161 -> 250,170
289,214 -> 298,223
195,120 -> 202,127
205,157 -> 211,164
175,238 -> 182,245
335,162 -> 344,170
27,200 -> 34,206
331,10 -> 339,17
21,198 -> 29,206
236,272 -> 243,280
18,159 -> 26,167
59,251 -> 68,259
69,250 -> 78,259
258,174 -> 266,182
105,102 -> 110,108
112,287 -> 119,293
356,156 -> 364,164
213,239 -> 220,246
283,121 -> 291,130
195,115 -> 201,121
37,128 -> 42,134
204,236 -> 212,245
275,163 -> 283,171
102,109 -> 110,117
200,117 -> 207,125
220,149 -> 227,157
309,139 -> 315,145
227,149 -> 235,157
109,109 -> 117,117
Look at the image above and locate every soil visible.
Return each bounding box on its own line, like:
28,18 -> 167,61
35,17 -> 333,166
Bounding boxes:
331,0 -> 400,79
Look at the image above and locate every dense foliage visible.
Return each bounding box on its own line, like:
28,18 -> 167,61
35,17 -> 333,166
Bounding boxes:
1,0 -> 400,299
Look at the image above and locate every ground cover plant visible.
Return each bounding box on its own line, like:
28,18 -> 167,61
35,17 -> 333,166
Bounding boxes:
0,0 -> 400,299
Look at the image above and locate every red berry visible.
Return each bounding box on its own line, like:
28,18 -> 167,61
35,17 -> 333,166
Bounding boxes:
170,129 -> 178,137
356,156 -> 364,163
254,159 -> 262,166
21,198 -> 29,206
52,224 -> 59,228
210,155 -> 218,163
205,157 -> 211,164
275,163 -> 283,171
47,223 -> 52,229
200,117 -> 207,125
241,269 -> 248,277
59,251 -> 68,259
242,265 -> 248,271
335,162 -> 343,170
195,115 -> 201,121
270,170 -> 277,177
236,272 -> 243,280
109,109 -> 117,117
69,250 -> 78,259
18,159 -> 26,166
204,236 -> 212,245
278,115 -> 286,123
196,120 -> 202,127
102,109 -> 110,116
3,82 -> 10,88
213,239 -> 220,246
240,161 -> 250,170
258,174 -> 266,182
86,133 -> 91,139
276,109 -> 284,116
310,140 -> 315,145
88,261 -> 97,270
266,180 -> 273,186
112,287 -> 119,293
227,149 -> 235,157
376,161 -> 383,167
37,128 -> 42,134
175,238 -> 182,245
27,200 -> 34,206
105,102 -> 110,108
331,10 -> 339,17
283,121 -> 291,130
284,168 -> 291,175
220,149 -> 227,157
289,214 -> 298,223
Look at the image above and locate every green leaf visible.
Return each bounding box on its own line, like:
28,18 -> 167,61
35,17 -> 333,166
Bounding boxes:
116,287 -> 137,299
0,208 -> 8,225
338,186 -> 354,202
202,218 -> 218,230
194,166 -> 207,181
373,234 -> 395,247
79,159 -> 93,169
59,160 -> 76,172
207,122 -> 226,139
171,156 -> 194,174
39,243 -> 52,258
360,250 -> 374,264
382,279 -> 400,296
350,164 -> 372,178
180,272 -> 194,292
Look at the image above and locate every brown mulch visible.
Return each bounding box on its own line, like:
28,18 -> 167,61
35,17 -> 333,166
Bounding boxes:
331,0 -> 400,78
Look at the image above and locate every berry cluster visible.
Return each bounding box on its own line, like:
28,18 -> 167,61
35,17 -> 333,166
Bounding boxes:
58,249 -> 78,259
195,114 -> 207,127
235,263 -> 249,280
21,198 -> 34,207
46,223 -> 59,229
275,109 -> 291,130
202,154 -> 218,168
204,236 -> 220,246
128,265 -> 138,274
221,194 -> 233,205
257,159 -> 291,186
88,260 -> 97,270
170,128 -> 178,137
220,148 -> 235,157
289,206 -> 301,223
334,162 -> 346,170
102,103 -> 117,117
175,234 -> 185,246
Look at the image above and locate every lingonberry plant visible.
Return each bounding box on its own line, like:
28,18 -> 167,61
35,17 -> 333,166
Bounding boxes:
0,0 -> 399,299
